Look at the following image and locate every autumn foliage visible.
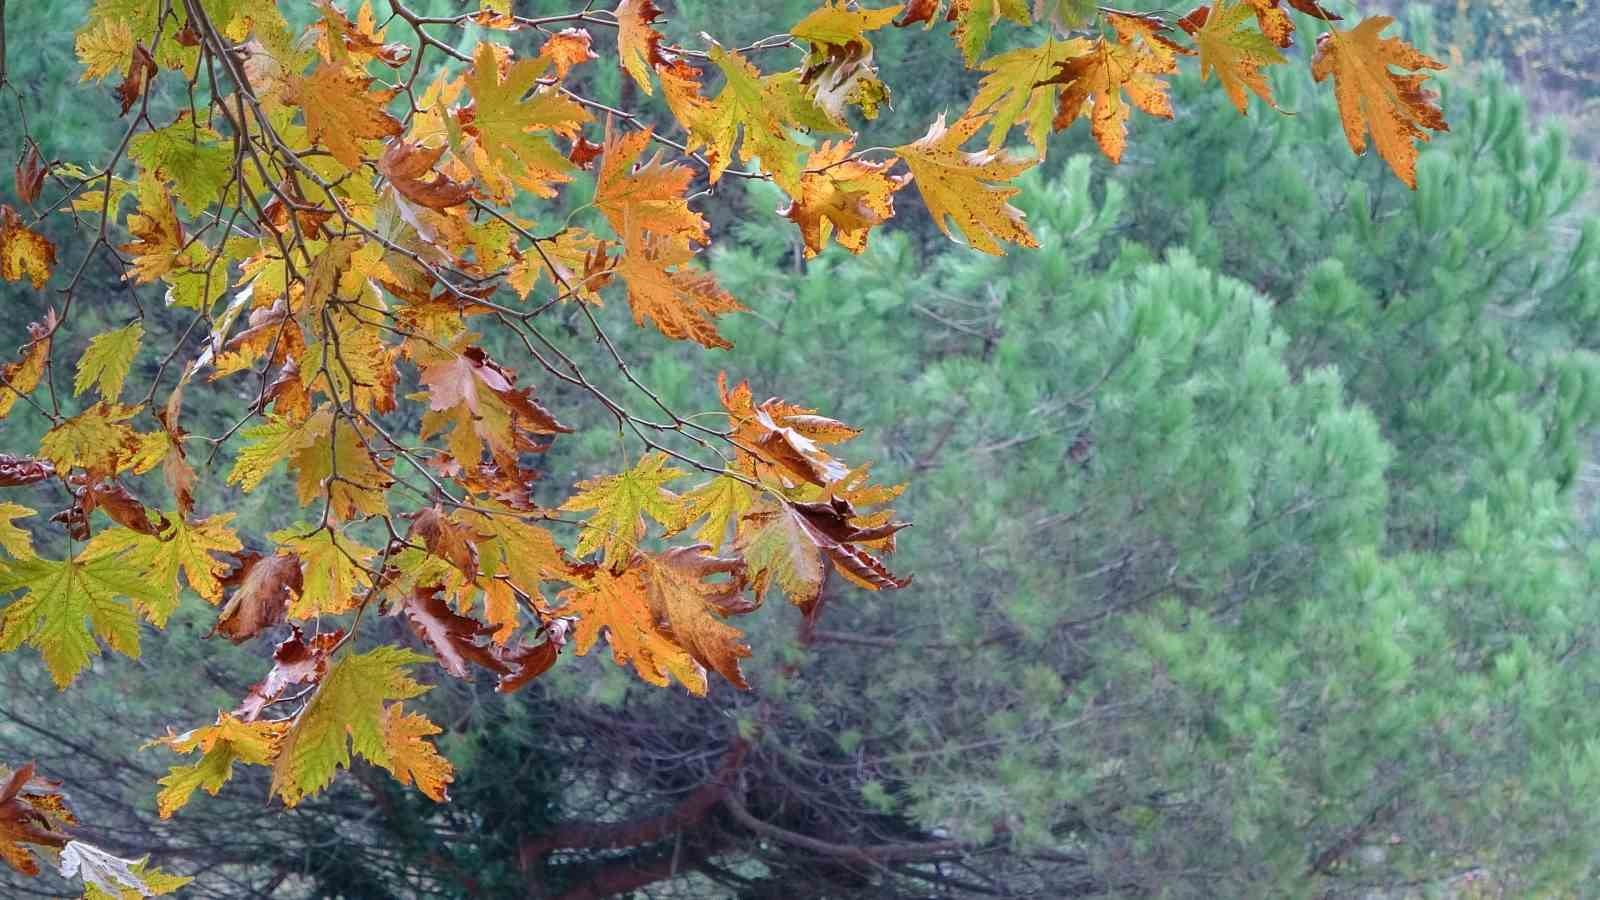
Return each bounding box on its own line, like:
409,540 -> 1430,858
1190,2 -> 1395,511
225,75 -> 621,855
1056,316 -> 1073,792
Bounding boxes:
0,0 -> 1447,890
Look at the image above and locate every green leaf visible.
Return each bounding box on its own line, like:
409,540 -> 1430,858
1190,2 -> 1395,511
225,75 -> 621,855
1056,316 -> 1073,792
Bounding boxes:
128,123 -> 234,212
561,452 -> 687,569
269,646 -> 432,806
0,551 -> 165,687
73,322 -> 144,401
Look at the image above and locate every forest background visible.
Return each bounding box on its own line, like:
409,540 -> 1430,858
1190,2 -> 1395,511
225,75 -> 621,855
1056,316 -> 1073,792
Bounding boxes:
1,0 -> 1599,897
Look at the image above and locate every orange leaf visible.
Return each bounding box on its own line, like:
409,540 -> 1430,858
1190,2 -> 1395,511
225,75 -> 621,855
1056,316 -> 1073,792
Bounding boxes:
1310,16 -> 1447,189
1044,16 -> 1180,164
783,140 -> 908,258
378,140 -> 472,210
539,28 -> 597,78
284,63 -> 404,169
557,563 -> 709,694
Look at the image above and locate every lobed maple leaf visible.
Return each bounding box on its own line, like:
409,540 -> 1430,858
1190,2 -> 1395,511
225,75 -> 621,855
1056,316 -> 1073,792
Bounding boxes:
0,205 -> 55,289
614,0 -> 667,93
82,514 -> 242,625
737,496 -> 909,611
1042,13 -> 1184,164
227,407 -> 333,492
269,525 -> 374,618
563,452 -> 687,569
269,645 -> 436,806
640,546 -> 754,690
284,63 -> 404,169
594,126 -> 708,244
377,705 -> 454,802
0,314 -> 54,420
73,321 -> 144,401
0,549 -> 167,688
460,42 -> 589,198
678,476 -> 756,551
153,714 -> 284,819
539,27 -> 597,79
783,140 -> 908,258
966,39 -> 1091,155
558,564 -> 709,694
897,113 -> 1038,254
38,402 -> 143,477
1179,2 -> 1287,115
128,121 -> 234,213
719,373 -> 859,486
1310,16 -> 1448,189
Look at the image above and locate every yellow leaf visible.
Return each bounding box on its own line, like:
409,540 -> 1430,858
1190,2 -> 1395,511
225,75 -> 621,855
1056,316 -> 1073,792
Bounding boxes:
966,39 -> 1091,155
119,178 -> 189,284
462,42 -> 588,197
0,551 -> 166,688
38,402 -> 143,476
268,525 -> 374,617
73,321 -> 144,401
897,113 -> 1037,255
153,714 -> 283,818
615,0 -> 666,94
284,63 -> 403,169
678,476 -> 755,551
227,407 -> 334,492
562,452 -> 686,569
290,418 -> 394,521
1182,1 -> 1286,114
270,646 -> 432,806
74,18 -> 132,82
0,205 -> 56,289
696,47 -> 807,192
0,315 -> 53,420
0,503 -> 37,560
377,705 -> 454,802
782,140 -> 908,258
1311,16 -> 1448,189
81,514 -> 243,622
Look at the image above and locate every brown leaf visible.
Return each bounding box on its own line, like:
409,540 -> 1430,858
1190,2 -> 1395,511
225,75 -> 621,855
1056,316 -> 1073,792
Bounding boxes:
0,762 -> 73,877
396,585 -> 509,679
408,505 -> 481,579
236,627 -> 342,721
114,43 -> 158,117
213,551 -> 303,642
79,478 -> 168,536
0,455 -> 54,487
14,144 -> 47,207
378,140 -> 472,210
493,631 -> 563,693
